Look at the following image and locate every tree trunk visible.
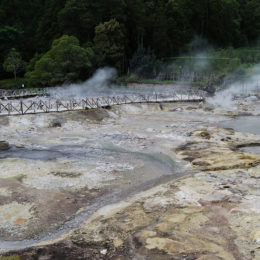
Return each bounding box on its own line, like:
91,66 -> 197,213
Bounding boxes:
14,69 -> 17,82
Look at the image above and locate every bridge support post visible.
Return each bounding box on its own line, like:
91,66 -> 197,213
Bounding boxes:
20,101 -> 24,115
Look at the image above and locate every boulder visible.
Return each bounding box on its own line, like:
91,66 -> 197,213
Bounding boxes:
0,141 -> 10,151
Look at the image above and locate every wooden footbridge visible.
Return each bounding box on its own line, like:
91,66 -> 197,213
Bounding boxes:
0,91 -> 205,116
0,89 -> 47,100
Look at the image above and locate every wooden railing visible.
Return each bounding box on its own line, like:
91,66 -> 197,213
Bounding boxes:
0,91 -> 205,116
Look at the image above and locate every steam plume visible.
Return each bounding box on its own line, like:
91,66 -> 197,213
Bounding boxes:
49,67 -> 117,98
208,64 -> 260,108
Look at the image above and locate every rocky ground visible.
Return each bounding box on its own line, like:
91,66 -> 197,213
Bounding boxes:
0,98 -> 259,259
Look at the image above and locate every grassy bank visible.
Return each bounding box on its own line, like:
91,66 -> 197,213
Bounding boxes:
0,78 -> 25,89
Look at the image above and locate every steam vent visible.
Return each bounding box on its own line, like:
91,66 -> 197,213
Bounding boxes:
0,1 -> 260,259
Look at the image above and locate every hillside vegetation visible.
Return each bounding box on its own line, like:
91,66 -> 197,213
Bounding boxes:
0,0 -> 259,88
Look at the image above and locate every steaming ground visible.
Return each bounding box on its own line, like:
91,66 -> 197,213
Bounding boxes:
47,60 -> 260,109
0,88 -> 260,258
48,68 -> 118,98
48,67 -> 137,98
208,64 -> 260,108
47,67 -> 201,100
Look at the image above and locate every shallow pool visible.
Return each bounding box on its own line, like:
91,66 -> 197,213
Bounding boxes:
219,116 -> 260,135
240,145 -> 260,155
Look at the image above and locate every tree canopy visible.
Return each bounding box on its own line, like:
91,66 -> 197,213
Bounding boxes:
94,19 -> 125,71
25,35 -> 93,86
3,48 -> 25,81
0,0 -> 259,84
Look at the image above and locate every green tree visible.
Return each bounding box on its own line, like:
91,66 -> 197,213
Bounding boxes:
58,0 -> 102,43
207,0 -> 241,46
0,26 -> 23,53
58,0 -> 127,43
0,0 -> 259,81
145,0 -> 169,57
0,0 -> 43,58
26,35 -> 93,86
124,0 -> 146,55
3,48 -> 25,81
94,19 -> 125,72
35,0 -> 66,52
26,53 -> 43,73
0,26 -> 24,77
129,46 -> 158,78
240,0 -> 260,43
165,0 -> 193,55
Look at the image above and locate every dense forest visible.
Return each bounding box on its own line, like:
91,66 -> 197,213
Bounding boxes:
0,0 -> 260,87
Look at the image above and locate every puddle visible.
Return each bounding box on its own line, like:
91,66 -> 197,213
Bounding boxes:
0,146 -> 66,160
219,116 -> 260,154
102,143 -> 177,169
240,145 -> 260,155
219,116 -> 260,135
0,143 -> 184,251
0,144 -> 178,173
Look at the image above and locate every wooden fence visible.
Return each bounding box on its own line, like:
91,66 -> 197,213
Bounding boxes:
0,89 -> 47,100
0,91 -> 205,116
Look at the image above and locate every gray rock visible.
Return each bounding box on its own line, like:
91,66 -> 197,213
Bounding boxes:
0,141 -> 10,150
49,119 -> 63,128
203,103 -> 215,111
245,96 -> 258,102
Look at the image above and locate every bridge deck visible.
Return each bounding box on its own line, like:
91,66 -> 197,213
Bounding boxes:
0,93 -> 204,116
